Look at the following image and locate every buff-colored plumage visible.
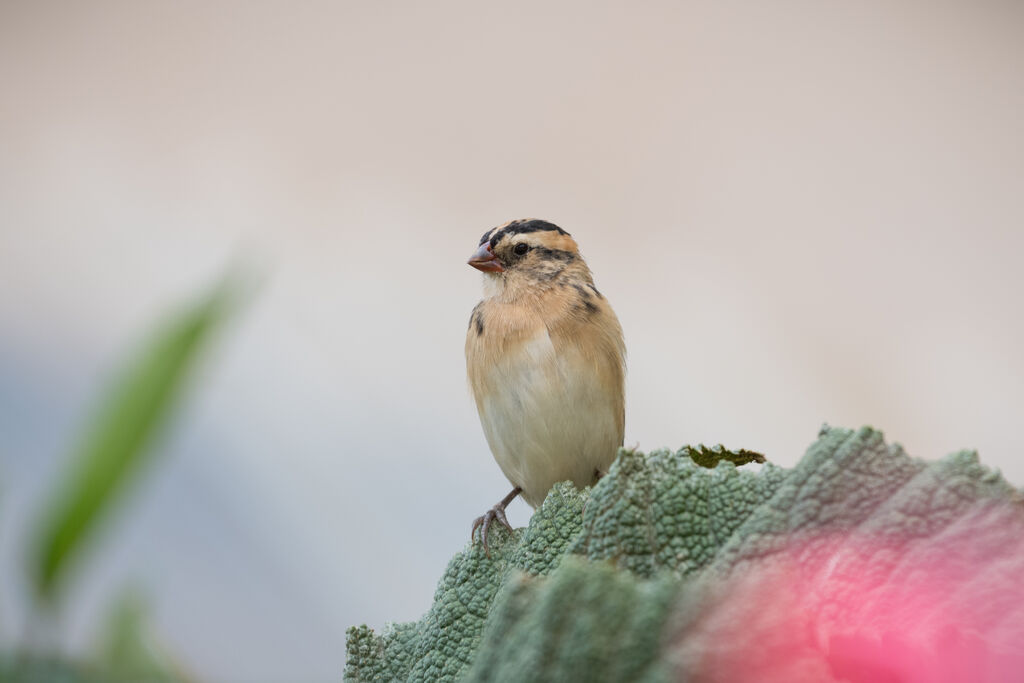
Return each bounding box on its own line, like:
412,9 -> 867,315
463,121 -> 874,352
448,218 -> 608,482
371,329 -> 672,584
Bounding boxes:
466,219 -> 625,548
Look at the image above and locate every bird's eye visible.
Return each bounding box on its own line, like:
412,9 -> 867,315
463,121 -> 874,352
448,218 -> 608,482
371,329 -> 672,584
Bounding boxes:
513,243 -> 529,256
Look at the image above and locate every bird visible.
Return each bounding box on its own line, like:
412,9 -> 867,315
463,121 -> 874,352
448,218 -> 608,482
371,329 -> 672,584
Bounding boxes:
465,218 -> 626,553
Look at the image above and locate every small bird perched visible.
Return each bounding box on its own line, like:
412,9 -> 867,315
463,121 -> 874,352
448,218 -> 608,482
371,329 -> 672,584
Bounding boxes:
465,219 -> 626,552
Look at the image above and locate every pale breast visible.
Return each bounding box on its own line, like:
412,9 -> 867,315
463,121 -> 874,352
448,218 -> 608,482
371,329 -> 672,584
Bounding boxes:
472,327 -> 623,507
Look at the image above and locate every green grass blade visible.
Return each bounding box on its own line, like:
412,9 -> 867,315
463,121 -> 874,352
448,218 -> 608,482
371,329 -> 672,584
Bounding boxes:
30,279 -> 237,604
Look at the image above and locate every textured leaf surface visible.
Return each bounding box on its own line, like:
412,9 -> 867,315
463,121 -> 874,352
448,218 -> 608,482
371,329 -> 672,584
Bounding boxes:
345,484 -> 588,682
463,560 -> 676,683
345,427 -> 1024,682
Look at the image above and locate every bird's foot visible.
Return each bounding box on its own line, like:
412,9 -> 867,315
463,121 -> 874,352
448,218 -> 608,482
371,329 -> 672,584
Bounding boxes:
471,507 -> 512,555
471,486 -> 521,557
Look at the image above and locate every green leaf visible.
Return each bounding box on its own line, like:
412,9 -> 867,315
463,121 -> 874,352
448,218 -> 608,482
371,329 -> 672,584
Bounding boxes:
30,277 -> 239,603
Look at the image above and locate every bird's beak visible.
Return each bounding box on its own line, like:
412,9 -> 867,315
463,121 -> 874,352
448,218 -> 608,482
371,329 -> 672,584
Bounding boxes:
467,243 -> 504,272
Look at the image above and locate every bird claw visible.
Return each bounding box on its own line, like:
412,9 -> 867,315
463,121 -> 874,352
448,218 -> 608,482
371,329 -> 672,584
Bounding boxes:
471,487 -> 522,557
471,508 -> 512,556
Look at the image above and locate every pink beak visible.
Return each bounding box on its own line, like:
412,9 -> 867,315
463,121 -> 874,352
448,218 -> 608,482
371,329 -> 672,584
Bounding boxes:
467,243 -> 504,272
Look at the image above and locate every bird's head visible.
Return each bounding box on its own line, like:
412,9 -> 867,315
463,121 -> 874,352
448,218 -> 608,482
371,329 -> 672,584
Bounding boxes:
468,219 -> 582,287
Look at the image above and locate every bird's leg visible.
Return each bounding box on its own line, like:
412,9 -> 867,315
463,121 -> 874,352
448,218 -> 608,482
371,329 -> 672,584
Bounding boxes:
471,486 -> 522,557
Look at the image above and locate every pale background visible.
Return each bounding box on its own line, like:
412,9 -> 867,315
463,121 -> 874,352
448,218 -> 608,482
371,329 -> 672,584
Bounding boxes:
1,1 -> 1022,681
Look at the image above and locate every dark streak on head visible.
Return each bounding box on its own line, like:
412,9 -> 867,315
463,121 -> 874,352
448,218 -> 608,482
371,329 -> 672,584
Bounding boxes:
534,247 -> 576,263
489,219 -> 570,248
588,283 -> 603,299
520,246 -> 578,282
475,312 -> 484,336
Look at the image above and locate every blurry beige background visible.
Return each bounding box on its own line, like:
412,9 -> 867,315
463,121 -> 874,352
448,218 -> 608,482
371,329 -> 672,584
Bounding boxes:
1,0 -> 1022,681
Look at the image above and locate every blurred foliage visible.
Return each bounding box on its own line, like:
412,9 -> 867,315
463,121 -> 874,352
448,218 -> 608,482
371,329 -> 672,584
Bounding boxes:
0,655 -> 108,683
31,281 -> 234,603
2,275 -> 242,682
90,590 -> 195,683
